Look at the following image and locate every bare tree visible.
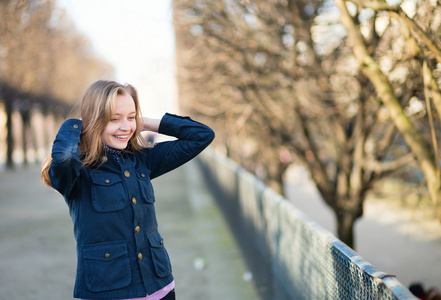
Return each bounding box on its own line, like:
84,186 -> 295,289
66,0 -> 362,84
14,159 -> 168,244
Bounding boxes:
0,0 -> 115,168
334,0 -> 441,215
173,0 -> 441,248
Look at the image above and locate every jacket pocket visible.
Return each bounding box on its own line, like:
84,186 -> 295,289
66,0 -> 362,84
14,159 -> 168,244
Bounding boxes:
82,240 -> 131,292
135,169 -> 155,204
147,230 -> 172,277
90,173 -> 127,212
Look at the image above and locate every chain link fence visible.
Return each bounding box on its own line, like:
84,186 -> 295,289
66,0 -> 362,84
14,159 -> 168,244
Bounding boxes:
198,148 -> 416,300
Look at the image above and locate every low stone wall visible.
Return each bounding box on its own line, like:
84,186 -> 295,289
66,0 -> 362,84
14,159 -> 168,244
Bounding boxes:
198,148 -> 416,300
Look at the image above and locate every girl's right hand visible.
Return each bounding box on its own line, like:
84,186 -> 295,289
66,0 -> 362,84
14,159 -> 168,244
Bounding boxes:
142,117 -> 160,132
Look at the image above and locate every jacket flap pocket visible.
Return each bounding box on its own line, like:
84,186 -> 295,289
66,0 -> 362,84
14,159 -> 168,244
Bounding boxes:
82,241 -> 131,292
146,231 -> 172,277
90,173 -> 122,186
136,169 -> 155,203
83,241 -> 128,261
147,230 -> 164,248
135,169 -> 151,180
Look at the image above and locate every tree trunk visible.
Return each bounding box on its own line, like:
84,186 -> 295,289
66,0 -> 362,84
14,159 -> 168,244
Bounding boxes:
336,210 -> 357,249
21,111 -> 29,166
5,98 -> 14,169
266,160 -> 289,197
334,169 -> 364,249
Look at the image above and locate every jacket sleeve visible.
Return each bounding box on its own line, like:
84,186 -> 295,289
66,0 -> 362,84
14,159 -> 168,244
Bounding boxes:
147,113 -> 215,180
48,119 -> 83,199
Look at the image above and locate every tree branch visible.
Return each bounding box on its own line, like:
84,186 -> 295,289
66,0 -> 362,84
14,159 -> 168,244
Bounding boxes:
365,153 -> 415,176
350,0 -> 441,64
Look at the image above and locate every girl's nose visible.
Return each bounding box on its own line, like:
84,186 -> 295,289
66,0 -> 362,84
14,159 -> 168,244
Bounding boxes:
120,119 -> 131,130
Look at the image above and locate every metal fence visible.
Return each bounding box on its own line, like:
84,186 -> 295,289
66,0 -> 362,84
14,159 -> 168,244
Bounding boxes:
197,148 -> 416,300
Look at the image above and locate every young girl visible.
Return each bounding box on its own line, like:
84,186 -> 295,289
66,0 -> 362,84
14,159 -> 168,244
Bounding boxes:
41,80 -> 215,300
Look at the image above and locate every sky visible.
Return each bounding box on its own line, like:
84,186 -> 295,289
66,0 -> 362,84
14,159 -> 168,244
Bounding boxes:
55,0 -> 178,118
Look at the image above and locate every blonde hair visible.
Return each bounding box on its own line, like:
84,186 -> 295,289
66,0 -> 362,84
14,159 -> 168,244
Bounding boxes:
41,80 -> 149,187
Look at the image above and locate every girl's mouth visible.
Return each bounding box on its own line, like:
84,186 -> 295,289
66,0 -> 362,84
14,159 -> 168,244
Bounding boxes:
114,135 -> 129,141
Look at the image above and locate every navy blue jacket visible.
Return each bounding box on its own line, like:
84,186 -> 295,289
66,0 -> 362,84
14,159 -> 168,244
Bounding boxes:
49,113 -> 214,299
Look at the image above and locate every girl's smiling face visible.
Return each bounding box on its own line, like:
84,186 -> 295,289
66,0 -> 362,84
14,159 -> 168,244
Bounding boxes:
101,93 -> 137,149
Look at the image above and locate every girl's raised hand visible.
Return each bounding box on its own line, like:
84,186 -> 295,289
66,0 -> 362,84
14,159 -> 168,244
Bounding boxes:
142,117 -> 161,132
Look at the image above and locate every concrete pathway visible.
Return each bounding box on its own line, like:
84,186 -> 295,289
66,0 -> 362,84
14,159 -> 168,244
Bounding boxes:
0,161 -> 258,300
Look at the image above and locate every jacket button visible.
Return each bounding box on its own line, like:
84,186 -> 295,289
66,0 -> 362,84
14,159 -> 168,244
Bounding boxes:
141,173 -> 145,178
105,253 -> 110,259
160,240 -> 163,245
73,124 -> 78,129
135,226 -> 140,234
132,197 -> 137,205
105,179 -> 110,184
124,170 -> 130,178
138,253 -> 143,260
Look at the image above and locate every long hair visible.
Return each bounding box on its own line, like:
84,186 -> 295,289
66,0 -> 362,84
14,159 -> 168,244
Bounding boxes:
41,80 -> 149,187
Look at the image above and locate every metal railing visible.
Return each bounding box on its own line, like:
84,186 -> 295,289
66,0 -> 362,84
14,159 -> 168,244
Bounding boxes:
198,148 -> 416,300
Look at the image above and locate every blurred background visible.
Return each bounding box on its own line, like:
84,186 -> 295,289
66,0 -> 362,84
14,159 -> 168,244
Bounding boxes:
0,0 -> 178,172
1,0 -> 441,298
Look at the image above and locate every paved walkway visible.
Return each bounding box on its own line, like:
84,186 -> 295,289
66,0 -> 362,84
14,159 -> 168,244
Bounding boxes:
0,161 -> 258,300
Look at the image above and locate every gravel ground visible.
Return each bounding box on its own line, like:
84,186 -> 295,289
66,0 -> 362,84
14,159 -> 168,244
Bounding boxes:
0,161 -> 258,300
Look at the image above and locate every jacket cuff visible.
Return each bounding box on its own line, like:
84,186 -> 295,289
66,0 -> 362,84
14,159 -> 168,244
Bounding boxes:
51,119 -> 82,156
58,119 -> 82,134
158,113 -> 187,137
